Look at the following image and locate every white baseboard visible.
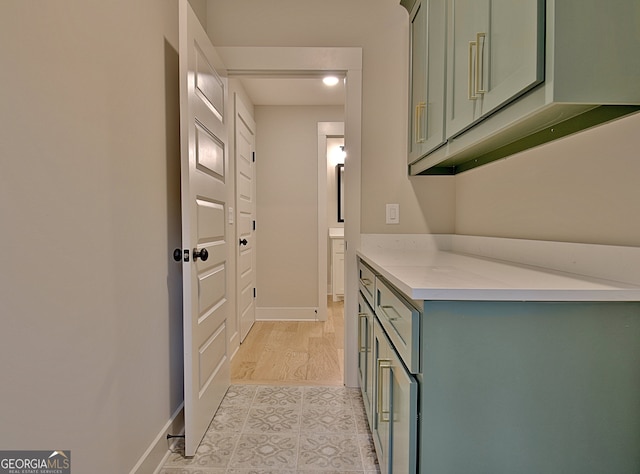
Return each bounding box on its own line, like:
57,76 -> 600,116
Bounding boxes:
129,403 -> 184,474
256,307 -> 318,321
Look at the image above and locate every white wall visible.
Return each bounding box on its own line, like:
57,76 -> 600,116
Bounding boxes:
0,1 -> 183,471
456,112 -> 640,247
254,106 -> 343,315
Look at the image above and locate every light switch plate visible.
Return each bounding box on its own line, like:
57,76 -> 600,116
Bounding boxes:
386,203 -> 399,224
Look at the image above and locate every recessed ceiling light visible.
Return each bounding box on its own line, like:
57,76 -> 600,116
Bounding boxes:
323,76 -> 340,86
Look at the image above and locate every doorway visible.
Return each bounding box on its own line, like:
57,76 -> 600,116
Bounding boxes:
229,119 -> 345,385
219,47 -> 362,387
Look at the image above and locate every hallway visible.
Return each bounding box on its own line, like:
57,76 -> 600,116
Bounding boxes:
231,298 -> 344,385
157,299 -> 381,472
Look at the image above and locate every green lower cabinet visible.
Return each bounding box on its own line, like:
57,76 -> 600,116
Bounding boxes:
358,292 -> 375,427
419,300 -> 640,473
373,317 -> 418,474
359,255 -> 640,472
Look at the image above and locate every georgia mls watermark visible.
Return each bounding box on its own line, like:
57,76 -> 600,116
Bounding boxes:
0,451 -> 70,474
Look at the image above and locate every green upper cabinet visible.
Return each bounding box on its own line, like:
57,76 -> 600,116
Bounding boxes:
408,0 -> 447,162
403,0 -> 640,175
446,0 -> 544,138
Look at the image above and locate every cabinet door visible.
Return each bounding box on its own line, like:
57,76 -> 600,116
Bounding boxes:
358,293 -> 374,426
446,0 -> 544,138
408,0 -> 446,162
389,349 -> 418,474
480,0 -> 544,115
372,319 -> 392,473
373,318 -> 418,474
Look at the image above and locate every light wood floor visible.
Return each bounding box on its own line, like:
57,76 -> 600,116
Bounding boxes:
231,298 -> 344,386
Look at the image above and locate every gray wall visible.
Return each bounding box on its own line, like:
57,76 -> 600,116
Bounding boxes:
456,112 -> 640,246
0,0 -> 183,471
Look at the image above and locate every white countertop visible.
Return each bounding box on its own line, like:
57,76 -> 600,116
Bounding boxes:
329,227 -> 344,239
357,236 -> 640,302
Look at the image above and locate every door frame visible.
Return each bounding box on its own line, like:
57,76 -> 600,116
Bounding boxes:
318,121 -> 344,322
217,46 -> 362,387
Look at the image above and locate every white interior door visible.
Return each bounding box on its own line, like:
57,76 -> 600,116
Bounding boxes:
234,94 -> 256,341
179,0 -> 230,456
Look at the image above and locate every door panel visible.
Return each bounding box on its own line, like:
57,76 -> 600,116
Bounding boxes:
480,0 -> 544,115
390,348 -> 418,473
447,0 -> 489,136
408,0 -> 447,162
447,0 -> 543,138
372,316 -> 418,474
179,0 -> 230,456
195,123 -> 225,178
235,94 -> 256,342
358,293 -> 374,427
372,318 -> 392,474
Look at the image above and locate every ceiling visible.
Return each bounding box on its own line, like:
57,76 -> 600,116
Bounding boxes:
237,76 -> 346,106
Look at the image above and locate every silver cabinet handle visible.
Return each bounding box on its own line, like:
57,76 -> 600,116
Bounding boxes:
476,32 -> 487,95
469,32 -> 487,100
468,40 -> 478,100
358,313 -> 367,352
415,101 -> 426,143
377,358 -> 392,423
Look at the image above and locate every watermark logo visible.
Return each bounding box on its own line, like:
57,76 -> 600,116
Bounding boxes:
0,450 -> 70,474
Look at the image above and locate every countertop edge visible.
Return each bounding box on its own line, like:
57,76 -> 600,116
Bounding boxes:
357,245 -> 640,302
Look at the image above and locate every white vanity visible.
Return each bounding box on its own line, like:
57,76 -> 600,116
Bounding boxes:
329,227 -> 344,301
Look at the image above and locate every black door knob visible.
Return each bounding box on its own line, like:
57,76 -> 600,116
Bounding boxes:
239,239 -> 248,246
173,249 -> 182,262
193,248 -> 208,261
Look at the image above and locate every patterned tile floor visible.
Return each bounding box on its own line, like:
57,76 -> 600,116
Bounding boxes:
159,385 -> 380,474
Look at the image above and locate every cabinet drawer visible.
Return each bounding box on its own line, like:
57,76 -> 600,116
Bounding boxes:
333,240 -> 345,253
358,259 -> 376,308
375,277 -> 421,374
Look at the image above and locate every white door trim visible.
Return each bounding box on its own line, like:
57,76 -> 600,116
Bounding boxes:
318,121 -> 344,322
216,47 -> 362,387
